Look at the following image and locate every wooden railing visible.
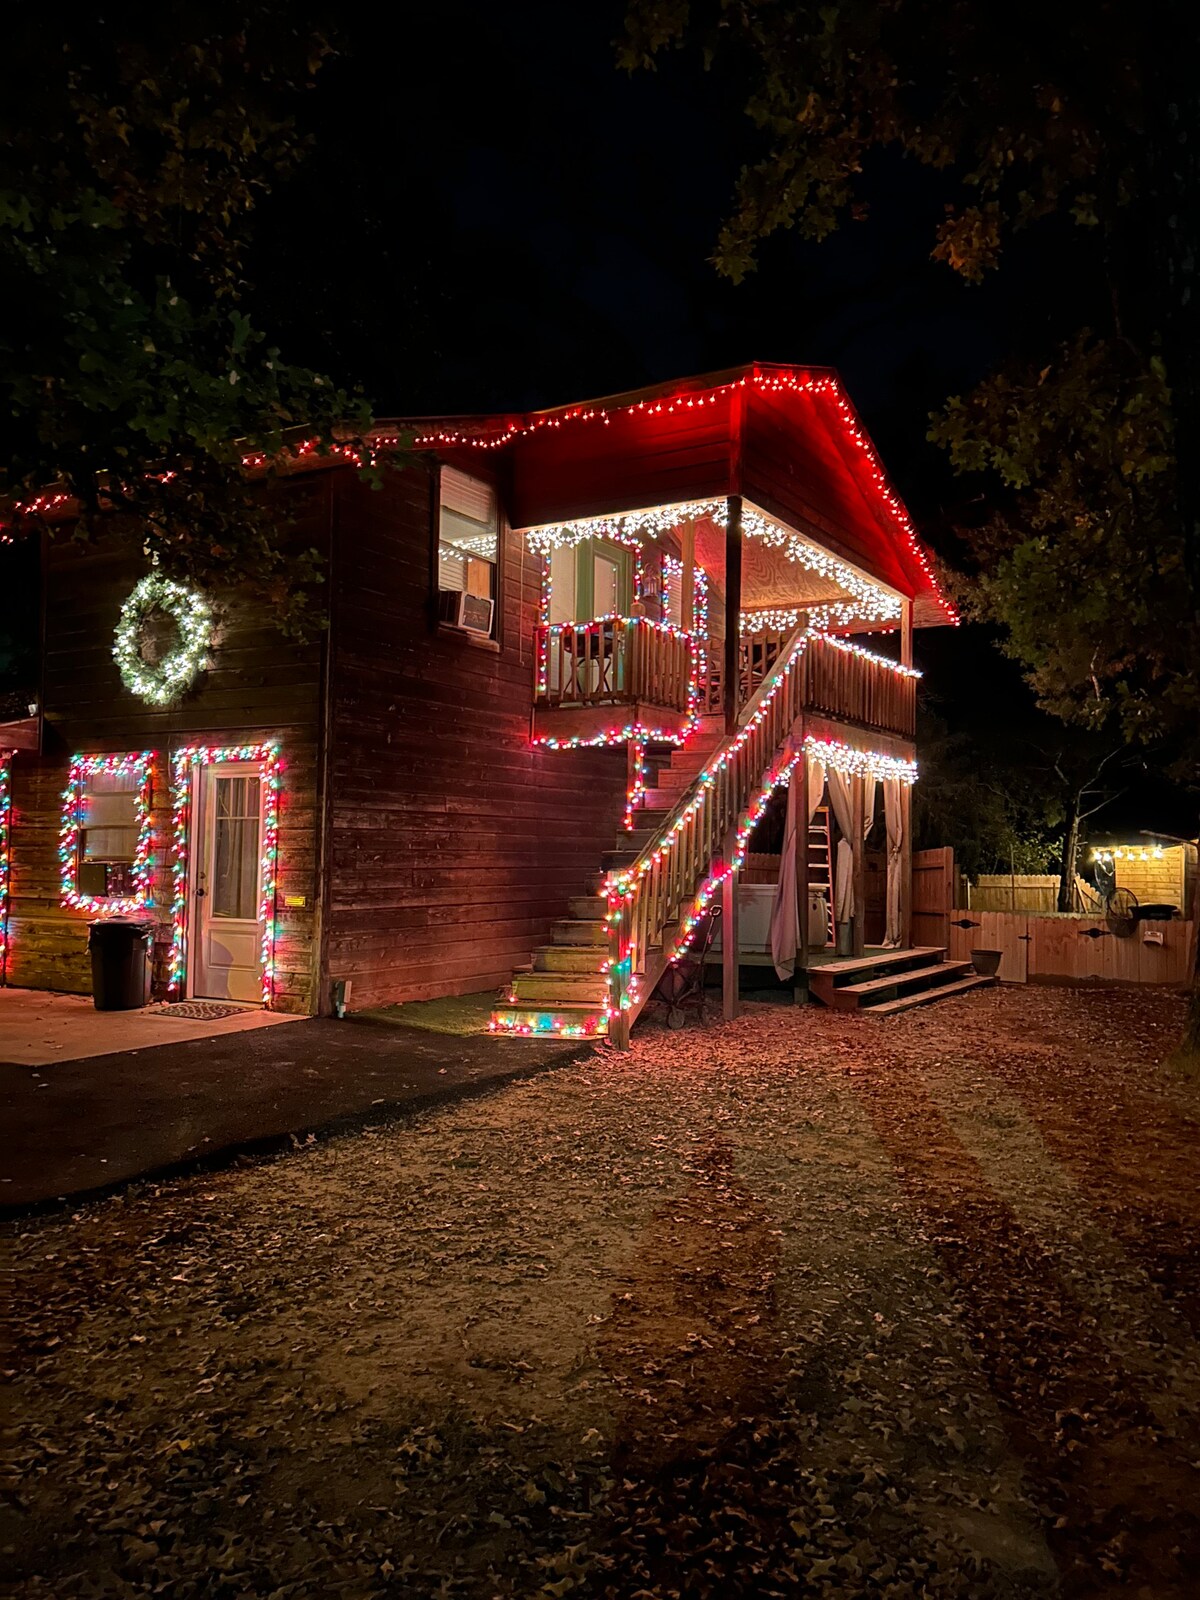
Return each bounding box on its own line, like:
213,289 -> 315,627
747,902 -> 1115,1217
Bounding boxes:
696,629 -> 917,738
605,618 -> 812,1045
798,633 -> 916,738
535,618 -> 694,712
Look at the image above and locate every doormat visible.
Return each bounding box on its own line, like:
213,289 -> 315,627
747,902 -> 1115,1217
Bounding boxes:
156,1001 -> 252,1021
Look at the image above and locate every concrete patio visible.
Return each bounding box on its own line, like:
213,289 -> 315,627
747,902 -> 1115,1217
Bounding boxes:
0,986 -> 302,1067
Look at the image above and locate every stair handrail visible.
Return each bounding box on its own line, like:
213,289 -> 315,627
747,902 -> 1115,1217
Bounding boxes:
603,617 -> 813,1039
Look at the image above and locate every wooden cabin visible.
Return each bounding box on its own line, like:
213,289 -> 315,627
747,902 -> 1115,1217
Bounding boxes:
0,363 -> 961,1041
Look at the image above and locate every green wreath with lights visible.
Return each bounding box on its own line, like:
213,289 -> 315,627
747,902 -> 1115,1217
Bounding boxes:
113,574 -> 213,705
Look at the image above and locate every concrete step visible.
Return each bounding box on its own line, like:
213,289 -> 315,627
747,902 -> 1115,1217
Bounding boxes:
550,918 -> 608,947
867,975 -> 996,1016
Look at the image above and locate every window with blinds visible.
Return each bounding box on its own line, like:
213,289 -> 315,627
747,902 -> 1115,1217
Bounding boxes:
79,769 -> 139,899
438,467 -> 499,635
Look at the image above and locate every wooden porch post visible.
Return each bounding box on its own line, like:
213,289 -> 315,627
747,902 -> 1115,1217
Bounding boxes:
681,520 -> 696,632
900,598 -> 914,669
851,773 -> 867,957
722,495 -> 743,735
722,825 -> 740,1022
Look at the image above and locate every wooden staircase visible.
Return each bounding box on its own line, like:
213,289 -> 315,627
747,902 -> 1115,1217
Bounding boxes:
808,946 -> 994,1015
490,717 -> 727,1037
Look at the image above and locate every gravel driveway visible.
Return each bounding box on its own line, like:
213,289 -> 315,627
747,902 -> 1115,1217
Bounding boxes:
7,986 -> 1198,1598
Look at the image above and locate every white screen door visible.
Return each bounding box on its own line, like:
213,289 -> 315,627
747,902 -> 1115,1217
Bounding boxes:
192,762 -> 266,1002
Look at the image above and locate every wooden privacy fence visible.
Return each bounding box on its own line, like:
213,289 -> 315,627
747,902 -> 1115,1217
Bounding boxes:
967,874 -> 1095,913
947,910 -> 1194,986
536,618 -> 694,712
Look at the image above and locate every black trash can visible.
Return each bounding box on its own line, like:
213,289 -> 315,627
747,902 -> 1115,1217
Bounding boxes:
88,918 -> 154,1011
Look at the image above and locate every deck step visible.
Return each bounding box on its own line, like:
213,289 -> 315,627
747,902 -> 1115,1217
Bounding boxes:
809,947 -> 944,988
550,919 -> 608,947
866,975 -> 996,1015
832,960 -> 974,1005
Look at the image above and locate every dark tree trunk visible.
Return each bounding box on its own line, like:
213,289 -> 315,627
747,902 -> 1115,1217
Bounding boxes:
1058,798 -> 1081,913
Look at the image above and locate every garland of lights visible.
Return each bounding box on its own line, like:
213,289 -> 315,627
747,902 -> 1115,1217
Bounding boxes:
9,369 -> 956,626
0,753 -> 11,981
170,742 -> 282,1004
113,575 -> 213,705
59,752 -> 156,914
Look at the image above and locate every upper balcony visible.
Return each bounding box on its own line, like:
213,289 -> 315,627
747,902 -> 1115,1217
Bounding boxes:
532,619 -> 916,746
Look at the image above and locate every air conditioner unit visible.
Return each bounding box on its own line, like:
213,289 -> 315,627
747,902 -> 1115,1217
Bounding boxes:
439,589 -> 494,636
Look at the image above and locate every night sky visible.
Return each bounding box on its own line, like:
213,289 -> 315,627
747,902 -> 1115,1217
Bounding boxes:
4,1 -> 1191,834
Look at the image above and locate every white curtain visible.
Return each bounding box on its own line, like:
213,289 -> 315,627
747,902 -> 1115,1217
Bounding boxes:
770,753 -> 827,979
884,778 -> 905,946
826,766 -> 855,926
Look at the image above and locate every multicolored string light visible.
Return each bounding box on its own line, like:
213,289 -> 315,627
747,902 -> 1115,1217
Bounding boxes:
169,742 -> 282,1004
0,752 -> 12,981
59,752 -> 155,914
531,616 -> 702,748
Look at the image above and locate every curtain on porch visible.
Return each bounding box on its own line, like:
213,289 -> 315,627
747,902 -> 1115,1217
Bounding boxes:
770,752 -> 826,980
884,777 -> 904,946
826,767 -> 855,927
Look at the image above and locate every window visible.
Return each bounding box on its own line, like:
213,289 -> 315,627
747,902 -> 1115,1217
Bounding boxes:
438,466 -> 499,637
60,753 -> 153,910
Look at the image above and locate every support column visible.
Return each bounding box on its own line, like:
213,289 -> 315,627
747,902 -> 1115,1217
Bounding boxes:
900,598 -> 914,668
900,782 -> 914,948
681,520 -> 695,632
721,826 -> 740,1022
851,773 -> 867,957
722,495 -> 743,735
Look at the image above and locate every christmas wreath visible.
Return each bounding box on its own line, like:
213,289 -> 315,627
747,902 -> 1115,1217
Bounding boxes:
113,574 -> 213,704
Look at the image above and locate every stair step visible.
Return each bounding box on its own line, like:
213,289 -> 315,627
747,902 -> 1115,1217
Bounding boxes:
490,1001 -> 608,1038
567,896 -> 606,921
512,972 -> 608,1002
830,960 -> 973,1008
812,947 -> 945,984
838,960 -> 979,998
534,945 -> 607,973
866,975 -> 996,1016
551,919 -> 608,947
601,849 -> 639,871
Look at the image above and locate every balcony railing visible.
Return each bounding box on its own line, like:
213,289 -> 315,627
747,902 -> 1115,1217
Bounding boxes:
699,629 -> 917,739
535,617 -> 695,714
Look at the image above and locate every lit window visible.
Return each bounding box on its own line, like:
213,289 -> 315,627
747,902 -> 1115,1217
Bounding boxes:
60,754 -> 154,911
438,467 -> 499,637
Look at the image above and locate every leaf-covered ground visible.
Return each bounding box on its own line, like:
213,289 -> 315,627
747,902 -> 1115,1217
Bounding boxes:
6,986 -> 1199,1598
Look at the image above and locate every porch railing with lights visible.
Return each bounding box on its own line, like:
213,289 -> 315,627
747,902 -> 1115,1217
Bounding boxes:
702,628 -> 917,739
535,617 -> 695,713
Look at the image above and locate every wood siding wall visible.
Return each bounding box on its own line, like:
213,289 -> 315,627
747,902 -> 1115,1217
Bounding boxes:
6,480 -> 330,1012
324,465 -> 629,1009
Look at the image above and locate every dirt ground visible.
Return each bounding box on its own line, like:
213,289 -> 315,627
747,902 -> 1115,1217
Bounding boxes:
6,986 -> 1199,1599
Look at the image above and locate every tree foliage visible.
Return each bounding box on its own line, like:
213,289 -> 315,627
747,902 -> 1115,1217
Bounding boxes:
1,4 -> 369,629
622,0 -> 1198,779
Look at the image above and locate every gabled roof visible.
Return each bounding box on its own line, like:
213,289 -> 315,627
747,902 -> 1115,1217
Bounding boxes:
389,362 -> 957,626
